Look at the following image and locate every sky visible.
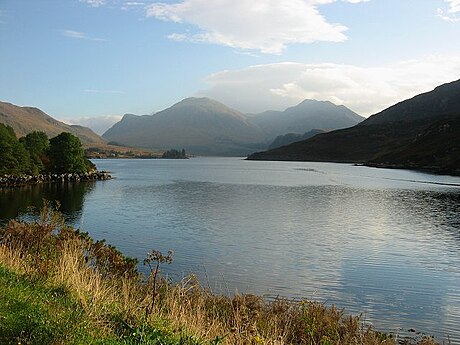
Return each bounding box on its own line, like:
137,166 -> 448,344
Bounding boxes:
1,0 -> 460,134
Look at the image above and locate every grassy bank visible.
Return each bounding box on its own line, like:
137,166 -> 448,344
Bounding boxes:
0,203 -> 440,345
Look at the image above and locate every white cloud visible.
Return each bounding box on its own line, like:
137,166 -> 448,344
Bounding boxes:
62,30 -> 86,39
446,0 -> 460,13
80,0 -> 106,7
121,1 -> 146,11
197,56 -> 460,116
60,115 -> 122,135
124,1 -> 145,6
62,30 -> 106,41
167,33 -> 188,42
146,0 -> 369,54
437,0 -> 460,21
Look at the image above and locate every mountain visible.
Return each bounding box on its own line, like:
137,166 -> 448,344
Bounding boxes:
0,101 -> 105,145
248,100 -> 364,139
103,98 -> 363,156
363,80 -> 460,125
103,97 -> 268,156
248,79 -> 460,175
367,116 -> 460,172
268,129 -> 326,150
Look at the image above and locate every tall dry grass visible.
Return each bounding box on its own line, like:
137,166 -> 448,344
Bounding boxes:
0,202 -> 441,345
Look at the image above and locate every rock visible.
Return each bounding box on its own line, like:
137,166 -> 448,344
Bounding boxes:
0,171 -> 112,188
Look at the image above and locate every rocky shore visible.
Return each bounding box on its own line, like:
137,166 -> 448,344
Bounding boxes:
0,171 -> 112,188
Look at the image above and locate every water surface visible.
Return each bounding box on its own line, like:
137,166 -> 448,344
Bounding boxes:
1,158 -> 460,342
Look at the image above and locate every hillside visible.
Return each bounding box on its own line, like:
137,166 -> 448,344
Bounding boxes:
268,129 -> 326,150
103,97 -> 268,156
104,98 -> 363,156
363,79 -> 460,125
0,101 -> 105,145
367,115 -> 460,173
248,99 -> 363,138
248,79 -> 460,175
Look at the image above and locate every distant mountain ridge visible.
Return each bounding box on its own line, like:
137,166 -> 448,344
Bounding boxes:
248,79 -> 460,175
103,97 -> 362,156
248,100 -> 363,139
268,129 -> 327,150
103,97 -> 267,156
0,101 -> 105,145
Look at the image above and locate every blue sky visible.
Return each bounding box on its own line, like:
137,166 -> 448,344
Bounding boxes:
1,0 -> 460,134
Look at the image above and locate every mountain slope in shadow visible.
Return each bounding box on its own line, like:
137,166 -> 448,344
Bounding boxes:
248,79 -> 460,175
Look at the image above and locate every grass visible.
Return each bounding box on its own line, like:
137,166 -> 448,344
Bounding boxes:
0,202 -> 442,345
0,266 -> 206,345
0,265 -> 92,344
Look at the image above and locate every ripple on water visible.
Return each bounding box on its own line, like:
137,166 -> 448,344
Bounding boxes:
1,158 -> 459,342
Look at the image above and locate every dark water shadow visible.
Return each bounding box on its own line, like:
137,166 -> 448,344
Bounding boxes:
0,181 -> 96,225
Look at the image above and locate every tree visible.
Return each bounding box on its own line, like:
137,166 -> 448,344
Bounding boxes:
20,131 -> 49,174
48,132 -> 88,174
0,124 -> 31,175
161,148 -> 187,159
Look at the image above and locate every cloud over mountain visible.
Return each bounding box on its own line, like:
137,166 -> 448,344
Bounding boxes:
197,56 -> 460,116
59,115 -> 122,135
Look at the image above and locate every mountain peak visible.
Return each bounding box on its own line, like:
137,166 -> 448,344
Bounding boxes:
178,97 -> 215,104
297,99 -> 331,106
173,97 -> 233,110
121,113 -> 139,120
293,99 -> 350,111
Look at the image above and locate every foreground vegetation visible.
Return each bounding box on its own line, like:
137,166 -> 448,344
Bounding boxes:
0,203 -> 441,344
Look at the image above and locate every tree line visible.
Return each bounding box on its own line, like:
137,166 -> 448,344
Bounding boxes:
161,148 -> 187,159
0,123 -> 94,176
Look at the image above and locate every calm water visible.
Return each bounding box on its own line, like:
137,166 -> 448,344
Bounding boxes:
1,157 -> 460,342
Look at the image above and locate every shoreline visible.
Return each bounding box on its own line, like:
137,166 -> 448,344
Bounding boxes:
363,162 -> 460,177
0,171 -> 112,188
246,156 -> 460,177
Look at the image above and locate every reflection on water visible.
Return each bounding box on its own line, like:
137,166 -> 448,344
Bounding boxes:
0,181 -> 96,224
0,158 -> 459,342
